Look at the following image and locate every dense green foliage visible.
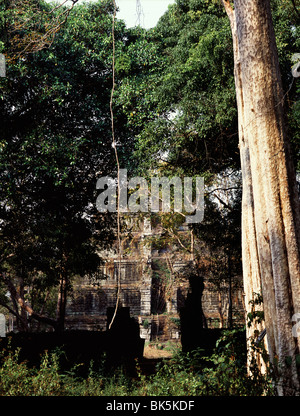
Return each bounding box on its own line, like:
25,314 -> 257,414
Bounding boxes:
131,0 -> 299,175
0,329 -> 274,396
0,0 -> 126,329
134,0 -> 238,176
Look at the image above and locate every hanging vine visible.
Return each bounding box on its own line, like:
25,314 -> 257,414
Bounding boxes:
108,0 -> 122,329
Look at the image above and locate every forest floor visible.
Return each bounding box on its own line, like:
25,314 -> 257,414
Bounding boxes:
143,340 -> 179,359
139,341 -> 178,376
143,345 -> 173,359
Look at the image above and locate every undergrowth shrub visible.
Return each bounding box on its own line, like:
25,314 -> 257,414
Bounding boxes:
0,328 -> 275,396
0,348 -> 33,396
198,328 -> 274,395
31,351 -> 63,395
142,328 -> 274,396
0,347 -> 66,396
0,344 -> 140,396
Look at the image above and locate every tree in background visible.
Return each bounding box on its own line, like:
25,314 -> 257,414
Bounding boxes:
124,0 -> 242,334
133,0 -> 239,176
0,0 -> 132,332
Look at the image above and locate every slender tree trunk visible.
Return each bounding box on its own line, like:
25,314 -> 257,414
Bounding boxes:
222,0 -> 300,395
2,273 -> 57,329
56,272 -> 68,333
218,291 -> 224,328
19,283 -> 29,331
227,254 -> 233,329
7,281 -> 27,331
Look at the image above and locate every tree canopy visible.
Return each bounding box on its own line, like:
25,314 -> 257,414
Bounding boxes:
0,0 -> 128,330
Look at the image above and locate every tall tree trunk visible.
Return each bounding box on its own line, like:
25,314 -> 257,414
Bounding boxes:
222,0 -> 300,395
227,253 -> 233,329
19,283 -> 29,331
2,273 -> 57,330
56,272 -> 68,333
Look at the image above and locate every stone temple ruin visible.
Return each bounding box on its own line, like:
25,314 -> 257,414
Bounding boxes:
64,216 -> 245,344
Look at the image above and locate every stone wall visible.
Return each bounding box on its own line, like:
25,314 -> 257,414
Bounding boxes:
64,217 -> 245,341
65,260 -> 244,341
65,259 -> 151,331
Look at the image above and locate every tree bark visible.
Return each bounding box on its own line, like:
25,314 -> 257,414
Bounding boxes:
2,273 -> 57,329
56,272 -> 68,333
222,0 -> 300,395
227,253 -> 233,328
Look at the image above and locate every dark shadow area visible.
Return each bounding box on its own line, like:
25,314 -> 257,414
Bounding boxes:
180,320 -> 224,355
180,273 -> 246,361
180,273 -> 217,353
179,274 -> 228,355
0,307 -> 144,377
106,306 -> 144,372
